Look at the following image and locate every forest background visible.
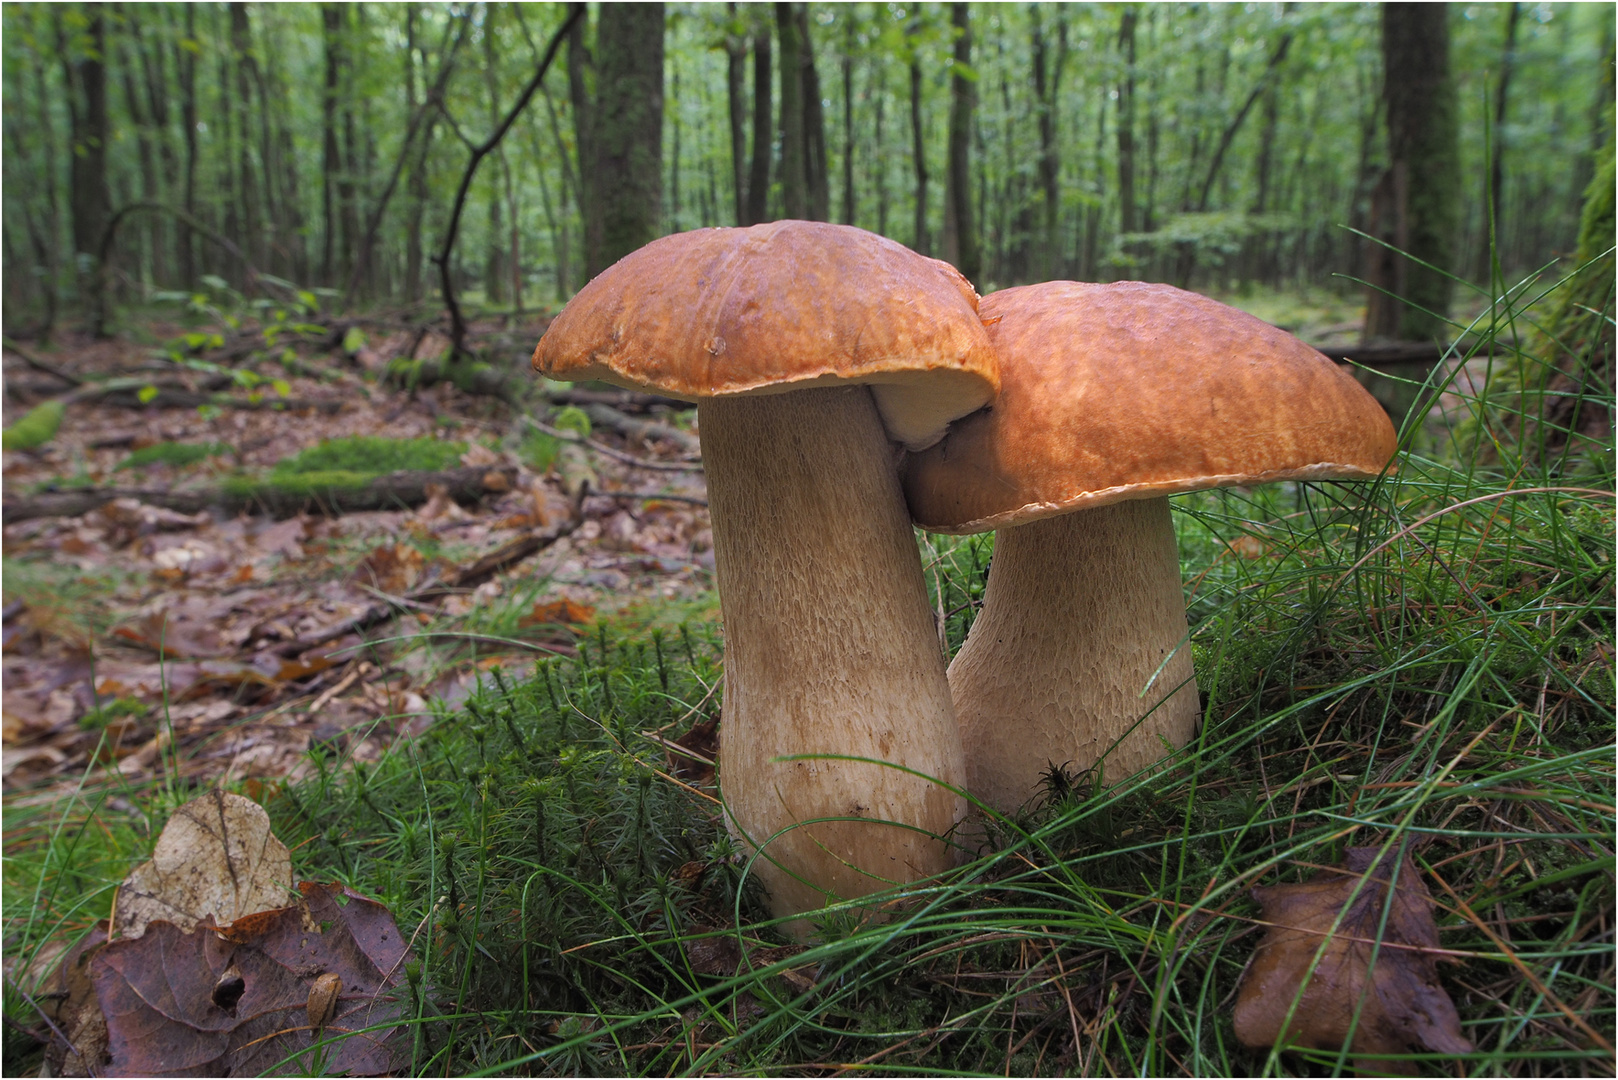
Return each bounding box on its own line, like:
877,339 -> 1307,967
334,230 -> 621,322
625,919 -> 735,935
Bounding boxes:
2,1 -> 1611,342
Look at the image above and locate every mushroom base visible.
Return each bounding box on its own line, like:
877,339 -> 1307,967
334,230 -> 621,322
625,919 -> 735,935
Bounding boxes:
700,387 -> 967,934
949,497 -> 1200,815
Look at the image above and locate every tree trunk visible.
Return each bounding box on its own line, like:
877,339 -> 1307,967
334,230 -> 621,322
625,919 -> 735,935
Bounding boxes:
874,62 -> 888,237
775,3 -> 807,220
840,11 -> 856,225
746,17 -> 772,225
229,4 -> 262,272
62,9 -> 111,307
798,4 -> 830,223
322,4 -> 342,284
942,3 -> 978,279
593,4 -> 664,272
1363,2 -> 1459,344
178,5 -> 199,286
1116,8 -> 1138,236
726,3 -> 749,224
116,30 -> 159,287
1480,2 -> 1520,278
908,22 -> 928,256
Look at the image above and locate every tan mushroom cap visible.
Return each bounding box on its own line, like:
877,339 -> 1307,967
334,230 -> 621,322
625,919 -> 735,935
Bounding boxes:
533,221 -> 1000,449
905,281 -> 1399,533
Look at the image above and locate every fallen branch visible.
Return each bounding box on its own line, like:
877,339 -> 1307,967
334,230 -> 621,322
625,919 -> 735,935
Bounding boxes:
2,338 -> 83,386
578,402 -> 702,454
1,465 -> 518,523
523,416 -> 701,472
276,515 -> 581,656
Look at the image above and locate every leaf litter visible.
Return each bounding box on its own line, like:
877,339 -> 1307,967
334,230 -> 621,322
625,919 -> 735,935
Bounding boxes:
40,790 -> 416,1077
1233,845 -> 1472,1070
2,318 -> 715,799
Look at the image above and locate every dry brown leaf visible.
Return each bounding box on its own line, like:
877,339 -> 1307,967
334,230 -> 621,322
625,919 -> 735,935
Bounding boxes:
352,543 -> 425,594
41,921 -> 111,1078
519,598 -> 596,628
90,882 -> 412,1076
667,716 -> 718,786
1233,847 -> 1471,1070
112,789 -> 293,940
112,611 -> 231,659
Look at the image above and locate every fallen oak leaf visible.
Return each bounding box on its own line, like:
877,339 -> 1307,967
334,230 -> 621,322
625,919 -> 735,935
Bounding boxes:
1233,847 -> 1471,1071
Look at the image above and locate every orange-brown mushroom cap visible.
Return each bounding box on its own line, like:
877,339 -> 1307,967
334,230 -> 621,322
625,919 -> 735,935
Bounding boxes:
533,221 -> 1000,449
904,281 -> 1399,532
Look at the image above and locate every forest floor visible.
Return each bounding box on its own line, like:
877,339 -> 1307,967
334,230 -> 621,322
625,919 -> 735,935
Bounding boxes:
6,286 -> 1605,1077
1,307 -> 717,804
0,284 -> 1495,804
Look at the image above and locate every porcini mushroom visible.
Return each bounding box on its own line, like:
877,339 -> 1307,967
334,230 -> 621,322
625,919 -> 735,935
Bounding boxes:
533,221 -> 998,926
904,281 -> 1398,813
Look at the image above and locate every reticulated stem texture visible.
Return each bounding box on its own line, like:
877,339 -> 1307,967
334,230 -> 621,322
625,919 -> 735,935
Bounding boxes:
700,387 -> 966,931
950,497 -> 1199,815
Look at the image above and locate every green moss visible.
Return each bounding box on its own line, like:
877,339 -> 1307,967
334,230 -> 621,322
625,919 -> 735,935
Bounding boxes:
2,400 -> 64,451
115,441 -> 229,471
273,436 -> 465,478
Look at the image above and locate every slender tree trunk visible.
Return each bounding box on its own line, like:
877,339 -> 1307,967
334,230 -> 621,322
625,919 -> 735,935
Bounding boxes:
1032,6 -> 1068,280
29,44 -> 62,335
841,11 -> 856,225
178,5 -> 199,286
322,4 -> 342,283
62,9 -> 111,303
132,9 -> 172,284
1480,1 -> 1520,277
117,30 -> 159,286
874,62 -> 888,237
229,4 -> 261,271
943,3 -> 979,279
776,3 -> 807,220
798,4 -> 830,222
746,17 -> 772,225
484,9 -> 507,303
1116,7 -> 1138,235
726,3 -> 749,224
670,66 -> 683,231
908,21 -> 928,255
1364,2 -> 1459,343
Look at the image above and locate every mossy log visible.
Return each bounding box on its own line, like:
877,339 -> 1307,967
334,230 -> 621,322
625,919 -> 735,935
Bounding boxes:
1,465 -> 517,523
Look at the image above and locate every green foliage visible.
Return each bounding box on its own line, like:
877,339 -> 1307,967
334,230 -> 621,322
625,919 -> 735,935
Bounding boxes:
272,436 -> 466,477
2,400 -> 64,451
114,441 -> 229,471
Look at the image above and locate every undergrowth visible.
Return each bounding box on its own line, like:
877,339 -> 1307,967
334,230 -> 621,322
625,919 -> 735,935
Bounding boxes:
3,250 -> 1613,1076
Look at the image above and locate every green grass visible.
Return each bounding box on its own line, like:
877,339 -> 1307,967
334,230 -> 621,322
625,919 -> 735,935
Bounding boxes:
3,256 -> 1612,1075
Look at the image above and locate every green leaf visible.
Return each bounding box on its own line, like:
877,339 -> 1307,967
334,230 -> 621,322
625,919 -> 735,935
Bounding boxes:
342,327 -> 367,355
271,379 -> 291,397
137,385 -> 159,404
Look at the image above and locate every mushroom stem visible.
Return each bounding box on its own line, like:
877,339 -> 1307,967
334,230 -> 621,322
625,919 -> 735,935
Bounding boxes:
700,386 -> 966,930
949,497 -> 1199,814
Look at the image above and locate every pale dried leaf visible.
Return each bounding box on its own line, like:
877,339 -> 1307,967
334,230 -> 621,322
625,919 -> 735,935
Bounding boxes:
112,790 -> 293,940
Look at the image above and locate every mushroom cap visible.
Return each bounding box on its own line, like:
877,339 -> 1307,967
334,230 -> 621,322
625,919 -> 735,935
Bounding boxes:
904,281 -> 1400,533
533,221 -> 1000,450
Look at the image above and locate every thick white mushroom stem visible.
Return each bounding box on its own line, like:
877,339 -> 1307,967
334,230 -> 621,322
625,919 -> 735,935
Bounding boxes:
700,386 -> 966,930
950,497 -> 1200,815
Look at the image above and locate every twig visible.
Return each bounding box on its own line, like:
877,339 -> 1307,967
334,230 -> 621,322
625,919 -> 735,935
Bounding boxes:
2,337 -> 82,385
599,491 -> 709,508
523,416 -> 702,472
